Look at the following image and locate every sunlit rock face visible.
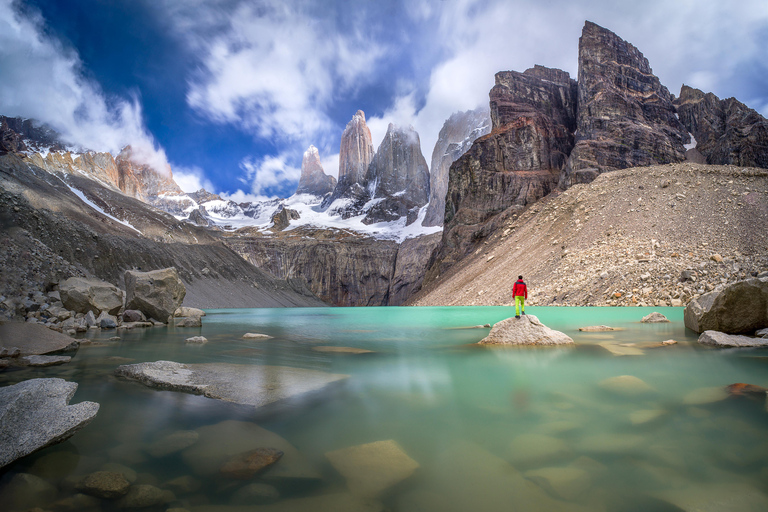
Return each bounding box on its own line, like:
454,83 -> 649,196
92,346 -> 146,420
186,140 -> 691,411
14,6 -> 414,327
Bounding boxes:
116,146 -> 194,215
363,123 -> 430,225
562,21 -> 688,187
423,107 -> 490,227
295,145 -> 336,197
675,85 -> 768,169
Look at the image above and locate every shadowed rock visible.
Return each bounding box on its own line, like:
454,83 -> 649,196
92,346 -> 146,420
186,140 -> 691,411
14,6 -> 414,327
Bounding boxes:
0,378 -> 99,469
125,268 -> 186,323
479,315 -> 574,345
684,277 -> 768,334
60,276 -> 124,315
698,331 -> 768,348
0,322 -> 77,355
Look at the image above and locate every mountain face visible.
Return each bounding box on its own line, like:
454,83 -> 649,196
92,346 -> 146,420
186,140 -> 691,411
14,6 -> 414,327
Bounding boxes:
363,123 -> 430,225
296,145 -> 336,197
423,107 -> 490,227
562,21 -> 688,187
1,116 -> 66,154
675,85 -> 768,168
325,110 -> 376,216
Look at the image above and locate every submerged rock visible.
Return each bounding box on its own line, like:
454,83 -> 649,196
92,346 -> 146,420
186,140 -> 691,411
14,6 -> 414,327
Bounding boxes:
698,330 -> 768,348
76,470 -> 130,499
598,375 -> 655,396
230,482 -> 280,505
578,325 -> 617,332
524,467 -> 591,501
655,482 -> 768,512
184,336 -> 208,344
0,472 -> 58,510
682,386 -> 729,405
509,434 -> 571,467
479,315 -> 574,345
325,440 -> 419,497
220,447 -> 284,479
147,430 -> 199,458
114,361 -> 348,409
0,378 -> 99,469
684,277 -> 768,334
641,312 -> 670,323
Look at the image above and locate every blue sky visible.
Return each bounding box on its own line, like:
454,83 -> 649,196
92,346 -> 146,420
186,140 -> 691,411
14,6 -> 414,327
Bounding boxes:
2,0 -> 767,201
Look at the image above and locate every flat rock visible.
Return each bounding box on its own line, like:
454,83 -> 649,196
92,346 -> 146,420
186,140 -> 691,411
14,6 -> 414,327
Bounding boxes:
578,325 -> 617,332
325,440 -> 419,497
181,420 -> 320,481
655,483 -> 768,512
509,433 -> 571,467
21,355 -> 71,367
0,322 -> 77,355
598,375 -> 654,396
682,386 -> 729,405
242,333 -> 273,340
192,492 -> 384,512
524,467 -> 591,500
698,330 -> 768,348
598,342 -> 645,356
479,315 -> 574,346
312,346 -> 374,354
641,312 -> 670,323
114,360 -> 348,409
0,378 -> 99,469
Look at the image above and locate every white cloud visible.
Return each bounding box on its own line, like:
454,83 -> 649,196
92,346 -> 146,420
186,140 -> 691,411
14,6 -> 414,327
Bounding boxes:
320,152 -> 340,179
0,1 -> 170,174
240,152 -> 301,198
172,164 -> 215,193
219,189 -> 269,204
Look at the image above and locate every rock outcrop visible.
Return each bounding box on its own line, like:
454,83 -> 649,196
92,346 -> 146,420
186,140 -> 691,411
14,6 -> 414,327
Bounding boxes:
423,107 -> 491,227
227,228 -> 440,306
0,378 -> 99,469
363,123 -> 430,225
0,116 -> 65,155
478,314 -> 574,345
562,21 -> 688,187
59,276 -> 124,315
270,205 -> 300,231
675,85 -> 768,169
698,330 -> 768,348
115,361 -> 348,408
684,277 -> 768,334
325,111 -> 376,216
296,145 -> 336,197
125,268 -> 186,322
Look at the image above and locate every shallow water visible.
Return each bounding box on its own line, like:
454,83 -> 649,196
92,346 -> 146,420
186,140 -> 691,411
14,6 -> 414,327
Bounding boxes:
2,306 -> 768,511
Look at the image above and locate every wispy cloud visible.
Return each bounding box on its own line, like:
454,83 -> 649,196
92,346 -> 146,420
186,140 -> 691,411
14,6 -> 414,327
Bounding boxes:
240,152 -> 300,198
0,0 -> 170,173
172,164 -> 215,193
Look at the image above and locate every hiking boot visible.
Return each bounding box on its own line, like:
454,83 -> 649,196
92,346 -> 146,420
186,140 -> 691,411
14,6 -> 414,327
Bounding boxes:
515,315 -> 520,319
521,312 -> 526,316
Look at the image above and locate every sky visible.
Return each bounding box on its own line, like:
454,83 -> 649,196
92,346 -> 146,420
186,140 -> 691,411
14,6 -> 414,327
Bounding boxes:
1,0 -> 767,201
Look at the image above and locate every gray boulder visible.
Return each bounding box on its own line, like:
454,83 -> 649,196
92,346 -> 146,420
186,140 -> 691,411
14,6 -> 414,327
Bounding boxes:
175,315 -> 202,328
684,277 -> 768,334
0,322 -> 78,356
59,277 -> 124,315
641,312 -> 670,323
125,268 -> 186,323
97,311 -> 118,329
174,307 -> 205,317
21,355 -> 71,367
122,309 -> 146,322
698,330 -> 768,348
0,378 -> 100,469
479,315 -> 574,345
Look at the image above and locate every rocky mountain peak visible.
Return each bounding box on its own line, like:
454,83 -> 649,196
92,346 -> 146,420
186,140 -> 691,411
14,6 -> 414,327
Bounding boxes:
115,146 -> 193,215
562,20 -> 688,187
187,188 -> 222,204
338,110 -> 374,185
296,145 -> 336,197
423,106 -> 490,227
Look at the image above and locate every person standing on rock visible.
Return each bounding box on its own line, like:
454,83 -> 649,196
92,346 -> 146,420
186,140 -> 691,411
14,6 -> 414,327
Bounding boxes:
513,276 -> 527,319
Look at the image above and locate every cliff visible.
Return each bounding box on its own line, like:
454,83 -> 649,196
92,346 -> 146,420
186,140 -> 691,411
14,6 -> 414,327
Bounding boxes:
296,145 -> 336,197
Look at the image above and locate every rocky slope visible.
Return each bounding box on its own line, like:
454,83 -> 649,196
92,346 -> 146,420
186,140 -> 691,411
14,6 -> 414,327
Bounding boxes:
675,85 -> 768,169
295,145 -> 336,197
226,228 -> 440,307
410,163 -> 768,307
423,107 -> 490,227
0,153 -> 326,314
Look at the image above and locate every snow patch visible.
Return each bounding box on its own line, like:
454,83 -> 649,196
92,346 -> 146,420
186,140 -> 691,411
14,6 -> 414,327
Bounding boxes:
58,177 -> 142,234
684,132 -> 698,150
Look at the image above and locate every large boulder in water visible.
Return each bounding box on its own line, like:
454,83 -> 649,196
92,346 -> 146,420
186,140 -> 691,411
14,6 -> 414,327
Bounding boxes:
479,315 -> 574,345
0,378 -> 100,469
59,277 -> 124,315
684,277 -> 768,334
124,268 -> 186,323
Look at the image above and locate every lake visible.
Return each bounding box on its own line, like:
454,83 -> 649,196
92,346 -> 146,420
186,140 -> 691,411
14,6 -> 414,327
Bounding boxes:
1,306 -> 767,511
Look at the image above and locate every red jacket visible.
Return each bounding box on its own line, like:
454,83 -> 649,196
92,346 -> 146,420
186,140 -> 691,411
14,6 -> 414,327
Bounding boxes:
513,280 -> 527,299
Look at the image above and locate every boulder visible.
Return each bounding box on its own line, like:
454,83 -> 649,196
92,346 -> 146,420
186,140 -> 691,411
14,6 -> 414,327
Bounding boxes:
479,315 -> 574,345
147,430 -> 199,458
174,307 -> 205,317
116,484 -> 170,508
682,386 -> 729,405
115,361 -> 348,409
122,309 -> 145,322
242,333 -> 273,339
0,322 -> 78,355
578,325 -> 617,331
97,311 -> 118,329
641,312 -> 670,323
0,378 -> 99,469
125,268 -> 186,323
598,375 -> 655,396
684,277 -> 768,334
325,440 -> 419,497
697,330 -> 768,348
221,447 -> 284,479
59,276 -> 124,315
185,336 -> 208,344
175,316 -> 202,328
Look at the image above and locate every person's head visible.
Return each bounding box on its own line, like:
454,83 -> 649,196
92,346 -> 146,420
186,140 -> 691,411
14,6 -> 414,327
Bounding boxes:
518,275 -> 523,280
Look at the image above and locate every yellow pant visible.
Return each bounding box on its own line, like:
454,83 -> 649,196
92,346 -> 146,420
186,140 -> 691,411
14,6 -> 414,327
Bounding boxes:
515,296 -> 525,316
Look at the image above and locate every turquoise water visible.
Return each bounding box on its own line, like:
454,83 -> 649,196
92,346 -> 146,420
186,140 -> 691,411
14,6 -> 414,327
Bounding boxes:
1,306 -> 768,511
